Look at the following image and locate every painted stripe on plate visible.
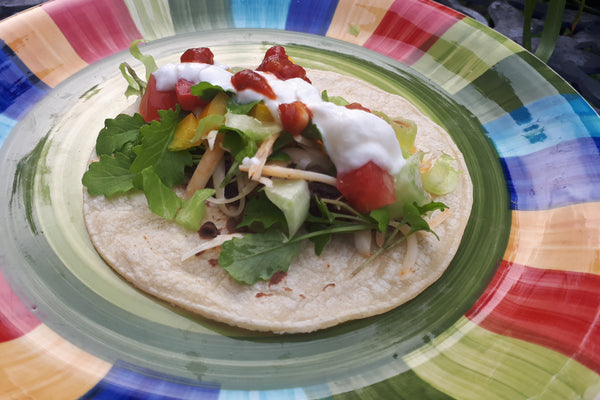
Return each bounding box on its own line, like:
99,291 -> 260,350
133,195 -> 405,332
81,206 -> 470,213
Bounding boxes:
363,0 -> 464,66
0,40 -> 49,121
326,0 -> 396,46
331,369 -> 454,399
167,0 -> 234,35
411,17 -> 521,95
506,203 -> 600,275
455,51 -> 576,125
0,6 -> 87,88
41,0 -> 142,64
484,93 -> 600,159
501,136 -> 600,210
405,317 -> 600,399
123,0 -> 175,40
231,0 -> 291,30
0,113 -> 16,147
466,261 -> 600,375
0,324 -> 111,399
219,388 -> 308,400
285,0 -> 338,36
0,270 -> 40,342
81,360 -> 219,399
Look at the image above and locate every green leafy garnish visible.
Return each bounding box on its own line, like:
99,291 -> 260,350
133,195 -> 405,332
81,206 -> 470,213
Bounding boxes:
175,188 -> 216,231
237,192 -> 287,232
141,167 -> 183,220
226,98 -> 261,115
190,81 -> 229,101
219,230 -> 302,284
401,201 -> 447,238
95,113 -> 145,155
82,153 -> 135,197
130,108 -> 193,188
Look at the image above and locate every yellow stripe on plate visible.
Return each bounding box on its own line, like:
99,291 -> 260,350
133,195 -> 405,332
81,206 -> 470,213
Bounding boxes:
0,324 -> 111,399
411,17 -> 521,95
505,202 -> 600,275
404,317 -> 600,400
326,0 -> 396,46
0,7 -> 87,88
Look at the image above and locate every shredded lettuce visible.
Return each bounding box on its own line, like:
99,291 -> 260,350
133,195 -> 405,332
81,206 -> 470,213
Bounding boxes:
321,90 -> 350,106
224,111 -> 280,141
119,40 -> 158,97
421,153 -> 460,195
373,111 -> 417,158
129,39 -> 158,81
387,152 -> 429,218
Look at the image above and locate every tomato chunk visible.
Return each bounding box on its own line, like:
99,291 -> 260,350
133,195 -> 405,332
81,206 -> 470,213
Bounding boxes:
180,47 -> 214,64
256,46 -> 311,83
175,78 -> 207,111
336,161 -> 396,213
139,74 -> 178,122
278,101 -> 312,136
345,102 -> 371,113
231,69 -> 276,99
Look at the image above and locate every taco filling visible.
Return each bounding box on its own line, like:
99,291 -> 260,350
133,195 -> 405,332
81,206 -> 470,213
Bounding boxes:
82,44 -> 473,333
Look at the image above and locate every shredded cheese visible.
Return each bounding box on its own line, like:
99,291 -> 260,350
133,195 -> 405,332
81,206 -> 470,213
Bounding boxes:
246,132 -> 280,181
185,133 -> 225,198
239,163 -> 337,186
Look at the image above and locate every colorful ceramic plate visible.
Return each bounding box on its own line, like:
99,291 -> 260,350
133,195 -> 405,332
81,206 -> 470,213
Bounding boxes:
1,0 -> 599,398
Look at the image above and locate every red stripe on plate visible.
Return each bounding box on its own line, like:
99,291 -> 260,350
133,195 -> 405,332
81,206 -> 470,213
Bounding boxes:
42,0 -> 142,64
466,261 -> 600,374
364,0 -> 463,65
0,271 -> 40,343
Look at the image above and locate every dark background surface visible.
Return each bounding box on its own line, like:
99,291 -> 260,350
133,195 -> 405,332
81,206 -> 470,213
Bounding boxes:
1,0 -> 599,111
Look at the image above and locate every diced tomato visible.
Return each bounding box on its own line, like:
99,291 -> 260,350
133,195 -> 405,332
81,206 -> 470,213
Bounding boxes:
139,74 -> 178,122
256,46 -> 311,83
180,47 -> 214,64
336,161 -> 396,213
345,102 -> 371,113
175,78 -> 208,111
278,101 -> 312,136
231,69 -> 276,100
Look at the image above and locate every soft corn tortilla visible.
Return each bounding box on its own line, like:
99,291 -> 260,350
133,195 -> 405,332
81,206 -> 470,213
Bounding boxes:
83,69 -> 473,334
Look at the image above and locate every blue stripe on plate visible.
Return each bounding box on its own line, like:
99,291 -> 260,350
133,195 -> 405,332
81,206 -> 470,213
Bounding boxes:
231,0 -> 291,29
501,136 -> 600,210
483,94 -> 600,158
218,388 -> 309,400
0,114 -> 16,148
80,361 -> 220,400
0,40 -> 49,120
285,0 -> 339,35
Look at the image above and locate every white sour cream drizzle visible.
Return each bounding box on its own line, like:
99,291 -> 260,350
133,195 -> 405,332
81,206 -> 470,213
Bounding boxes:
152,63 -> 405,175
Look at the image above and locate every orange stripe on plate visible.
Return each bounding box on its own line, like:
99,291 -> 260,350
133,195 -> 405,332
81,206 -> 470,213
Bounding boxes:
505,202 -> 600,275
326,0 -> 396,45
0,324 -> 111,399
0,7 -> 87,88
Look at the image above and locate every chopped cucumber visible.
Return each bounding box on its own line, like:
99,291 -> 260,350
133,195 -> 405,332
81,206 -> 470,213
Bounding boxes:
264,179 -> 310,238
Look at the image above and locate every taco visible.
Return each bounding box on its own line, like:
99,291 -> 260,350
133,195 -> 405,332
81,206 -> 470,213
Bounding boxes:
82,45 -> 472,334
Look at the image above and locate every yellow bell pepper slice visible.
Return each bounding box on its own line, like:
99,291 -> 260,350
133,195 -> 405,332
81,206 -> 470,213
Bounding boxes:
169,113 -> 200,151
